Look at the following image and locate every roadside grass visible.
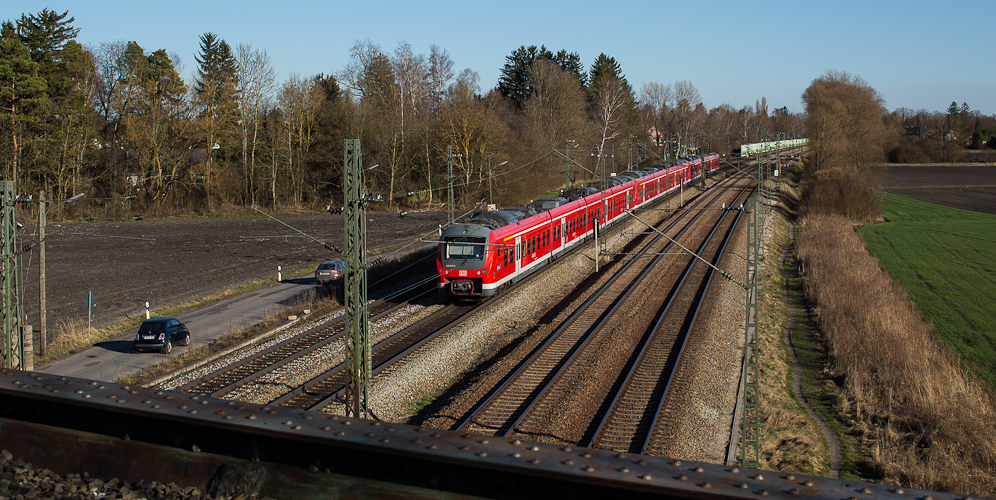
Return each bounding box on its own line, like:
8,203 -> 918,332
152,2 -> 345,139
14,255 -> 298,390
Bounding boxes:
797,213 -> 996,496
755,168 -> 883,482
35,264 -> 318,365
120,293 -> 341,385
856,193 -> 996,391
756,202 -> 829,476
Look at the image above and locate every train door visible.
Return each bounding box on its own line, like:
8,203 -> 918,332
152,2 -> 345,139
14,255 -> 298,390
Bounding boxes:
515,235 -> 522,273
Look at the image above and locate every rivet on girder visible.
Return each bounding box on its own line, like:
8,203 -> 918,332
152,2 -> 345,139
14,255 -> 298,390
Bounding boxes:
510,452 -> 521,458
477,452 -> 487,457
694,466 -> 705,473
786,474 -> 796,481
753,474 -> 765,481
861,488 -> 872,494
803,480 -> 814,487
562,459 -> 574,466
677,474 -> 688,481
700,482 -> 712,488
479,439 -> 489,444
618,467 -> 629,473
583,466 -> 595,472
365,432 -> 376,437
527,459 -> 540,465
459,445 -> 470,451
529,445 -> 539,451
247,415 -> 257,420
789,488 -> 801,495
639,474 -> 652,480
411,438 -> 422,444
426,444 -> 437,450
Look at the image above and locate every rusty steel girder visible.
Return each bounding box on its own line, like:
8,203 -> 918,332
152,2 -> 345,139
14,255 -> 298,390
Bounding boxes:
0,369 -> 969,500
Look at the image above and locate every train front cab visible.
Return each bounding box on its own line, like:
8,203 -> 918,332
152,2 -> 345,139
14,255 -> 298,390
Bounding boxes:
438,224 -> 493,298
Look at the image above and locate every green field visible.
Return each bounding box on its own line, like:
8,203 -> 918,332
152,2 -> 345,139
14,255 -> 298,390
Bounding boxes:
858,193 -> 996,391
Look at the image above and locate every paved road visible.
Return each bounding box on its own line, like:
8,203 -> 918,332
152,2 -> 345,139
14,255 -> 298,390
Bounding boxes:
34,277 -> 319,382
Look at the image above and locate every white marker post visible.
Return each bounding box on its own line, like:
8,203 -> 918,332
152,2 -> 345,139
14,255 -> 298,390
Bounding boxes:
278,265 -> 282,282
145,301 -> 150,320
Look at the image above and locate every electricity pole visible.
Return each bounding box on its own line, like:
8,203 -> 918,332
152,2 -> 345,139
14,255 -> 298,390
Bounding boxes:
343,139 -> 370,419
1,181 -> 22,369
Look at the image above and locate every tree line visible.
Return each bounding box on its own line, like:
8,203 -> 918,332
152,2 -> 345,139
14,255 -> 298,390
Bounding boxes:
1,9 -> 804,218
799,69 -> 995,222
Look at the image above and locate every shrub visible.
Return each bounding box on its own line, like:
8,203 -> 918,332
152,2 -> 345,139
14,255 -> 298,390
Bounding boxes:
797,214 -> 996,496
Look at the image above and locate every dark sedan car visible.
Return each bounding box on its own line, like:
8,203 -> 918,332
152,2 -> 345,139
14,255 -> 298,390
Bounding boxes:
133,317 -> 190,354
315,260 -> 346,289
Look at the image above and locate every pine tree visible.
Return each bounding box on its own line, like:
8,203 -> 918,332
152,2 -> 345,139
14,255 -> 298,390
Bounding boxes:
0,22 -> 47,184
499,45 -> 585,108
193,32 -> 238,208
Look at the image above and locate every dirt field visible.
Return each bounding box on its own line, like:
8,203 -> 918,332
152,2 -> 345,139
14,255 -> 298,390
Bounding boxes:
882,164 -> 996,214
17,210 -> 448,337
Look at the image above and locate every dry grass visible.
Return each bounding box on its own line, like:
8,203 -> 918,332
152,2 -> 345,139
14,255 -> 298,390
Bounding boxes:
123,293 -> 341,384
796,214 -> 996,496
754,184 -> 833,476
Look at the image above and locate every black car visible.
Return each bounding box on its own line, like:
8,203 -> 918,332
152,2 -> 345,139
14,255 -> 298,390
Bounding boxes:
133,317 -> 190,354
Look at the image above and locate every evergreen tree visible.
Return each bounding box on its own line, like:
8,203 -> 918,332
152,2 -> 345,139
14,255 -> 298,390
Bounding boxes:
194,32 -> 238,121
498,45 -> 586,108
498,45 -> 552,108
0,21 -> 47,185
14,9 -> 78,102
193,32 -> 238,208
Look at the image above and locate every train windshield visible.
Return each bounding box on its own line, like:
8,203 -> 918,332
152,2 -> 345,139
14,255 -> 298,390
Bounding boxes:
443,236 -> 486,260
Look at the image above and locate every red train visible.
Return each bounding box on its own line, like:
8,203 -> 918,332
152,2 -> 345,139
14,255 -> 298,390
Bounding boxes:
437,154 -> 721,299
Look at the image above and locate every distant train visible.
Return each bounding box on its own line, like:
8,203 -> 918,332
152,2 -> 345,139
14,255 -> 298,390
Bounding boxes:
436,153 -> 721,299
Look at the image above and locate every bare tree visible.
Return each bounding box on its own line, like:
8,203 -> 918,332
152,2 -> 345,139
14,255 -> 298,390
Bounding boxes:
428,44 -> 454,113
639,81 -> 671,149
802,70 -> 888,172
592,75 -> 627,172
671,80 -> 701,156
236,43 -> 276,205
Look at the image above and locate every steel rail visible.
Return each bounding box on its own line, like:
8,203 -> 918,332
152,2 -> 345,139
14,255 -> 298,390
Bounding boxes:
268,301 -> 484,411
453,177 -> 737,435
585,181 -> 754,453
496,179 -> 751,440
174,278 -> 436,397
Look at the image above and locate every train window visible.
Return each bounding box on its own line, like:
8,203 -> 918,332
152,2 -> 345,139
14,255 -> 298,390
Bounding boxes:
443,236 -> 486,260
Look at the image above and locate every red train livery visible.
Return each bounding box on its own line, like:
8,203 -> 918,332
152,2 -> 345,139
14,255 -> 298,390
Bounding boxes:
437,154 -> 721,299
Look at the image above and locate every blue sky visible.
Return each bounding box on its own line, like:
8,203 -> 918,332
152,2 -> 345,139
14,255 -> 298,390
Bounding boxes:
9,0 -> 995,115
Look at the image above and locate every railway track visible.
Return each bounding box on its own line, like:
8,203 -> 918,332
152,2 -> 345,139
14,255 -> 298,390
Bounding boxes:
172,278 -> 437,398
451,173 -> 753,441
270,300 -> 485,411
587,182 -> 755,453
